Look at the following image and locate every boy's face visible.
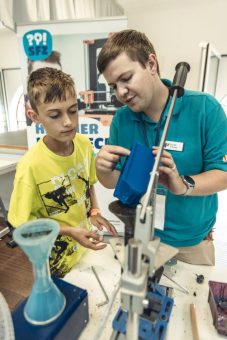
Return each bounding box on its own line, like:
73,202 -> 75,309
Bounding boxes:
103,52 -> 158,115
30,91 -> 78,144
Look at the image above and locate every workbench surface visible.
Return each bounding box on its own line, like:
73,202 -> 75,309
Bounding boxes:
64,244 -> 227,340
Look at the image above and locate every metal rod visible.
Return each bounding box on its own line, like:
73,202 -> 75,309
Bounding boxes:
128,239 -> 142,277
126,310 -> 139,340
91,266 -> 109,307
140,90 -> 178,222
163,273 -> 189,295
0,227 -> 10,239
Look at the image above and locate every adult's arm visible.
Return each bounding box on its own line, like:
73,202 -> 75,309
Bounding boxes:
153,147 -> 227,195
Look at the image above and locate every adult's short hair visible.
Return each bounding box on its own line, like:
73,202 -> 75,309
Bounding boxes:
97,29 -> 160,75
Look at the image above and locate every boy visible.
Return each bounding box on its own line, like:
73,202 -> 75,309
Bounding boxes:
8,67 -> 117,278
95,29 -> 227,265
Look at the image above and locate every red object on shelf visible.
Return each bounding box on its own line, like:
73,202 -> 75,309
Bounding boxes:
79,91 -> 94,104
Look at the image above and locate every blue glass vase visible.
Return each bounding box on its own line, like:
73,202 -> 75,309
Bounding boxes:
13,219 -> 66,325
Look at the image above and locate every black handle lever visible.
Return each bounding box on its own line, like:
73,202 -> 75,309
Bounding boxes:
169,62 -> 190,98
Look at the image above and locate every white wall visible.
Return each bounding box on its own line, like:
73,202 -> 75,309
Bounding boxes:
119,0 -> 226,90
0,29 -> 20,68
1,1 -> 227,90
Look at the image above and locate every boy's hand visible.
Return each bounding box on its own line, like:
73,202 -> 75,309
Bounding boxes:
70,228 -> 107,250
90,214 -> 118,236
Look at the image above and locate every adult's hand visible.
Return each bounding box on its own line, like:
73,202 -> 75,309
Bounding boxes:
152,146 -> 186,195
95,145 -> 130,173
95,145 -> 130,188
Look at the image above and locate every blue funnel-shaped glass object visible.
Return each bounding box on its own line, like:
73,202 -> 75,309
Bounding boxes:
13,219 -> 66,325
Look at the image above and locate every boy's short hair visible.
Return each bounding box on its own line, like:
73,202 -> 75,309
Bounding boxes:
27,67 -> 76,112
97,29 -> 160,75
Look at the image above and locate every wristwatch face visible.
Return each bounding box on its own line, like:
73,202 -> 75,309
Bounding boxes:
183,175 -> 195,186
182,175 -> 195,195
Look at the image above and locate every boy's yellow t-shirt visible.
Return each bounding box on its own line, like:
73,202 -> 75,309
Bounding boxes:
8,133 -> 97,277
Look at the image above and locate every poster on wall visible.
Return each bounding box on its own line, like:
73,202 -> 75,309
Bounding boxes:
16,17 -> 127,232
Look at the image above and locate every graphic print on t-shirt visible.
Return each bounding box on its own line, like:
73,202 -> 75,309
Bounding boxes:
38,175 -> 77,215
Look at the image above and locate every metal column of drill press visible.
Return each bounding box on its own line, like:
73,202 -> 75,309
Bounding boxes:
110,62 -> 190,340
122,239 -> 147,339
111,204 -> 173,340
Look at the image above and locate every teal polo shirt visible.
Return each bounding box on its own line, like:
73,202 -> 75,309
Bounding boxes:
108,79 -> 227,247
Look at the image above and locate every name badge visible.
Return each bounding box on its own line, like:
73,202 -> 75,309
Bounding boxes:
164,141 -> 184,152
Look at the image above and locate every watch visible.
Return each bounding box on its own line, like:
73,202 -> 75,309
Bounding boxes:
181,175 -> 195,196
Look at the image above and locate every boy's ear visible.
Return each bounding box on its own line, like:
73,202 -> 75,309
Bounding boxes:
26,108 -> 40,123
148,54 -> 157,74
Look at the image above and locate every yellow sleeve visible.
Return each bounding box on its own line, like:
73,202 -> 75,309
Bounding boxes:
8,178 -> 37,228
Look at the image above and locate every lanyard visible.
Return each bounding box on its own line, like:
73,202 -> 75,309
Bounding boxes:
140,93 -> 170,147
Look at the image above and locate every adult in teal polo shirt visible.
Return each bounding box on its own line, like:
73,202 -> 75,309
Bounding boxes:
108,80 -> 227,247
95,29 -> 227,265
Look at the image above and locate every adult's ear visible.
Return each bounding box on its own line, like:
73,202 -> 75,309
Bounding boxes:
148,53 -> 157,75
26,108 -> 40,123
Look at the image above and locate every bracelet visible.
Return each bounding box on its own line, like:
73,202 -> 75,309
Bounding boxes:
90,208 -> 101,217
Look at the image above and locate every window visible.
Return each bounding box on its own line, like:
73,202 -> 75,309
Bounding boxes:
198,42 -> 221,96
